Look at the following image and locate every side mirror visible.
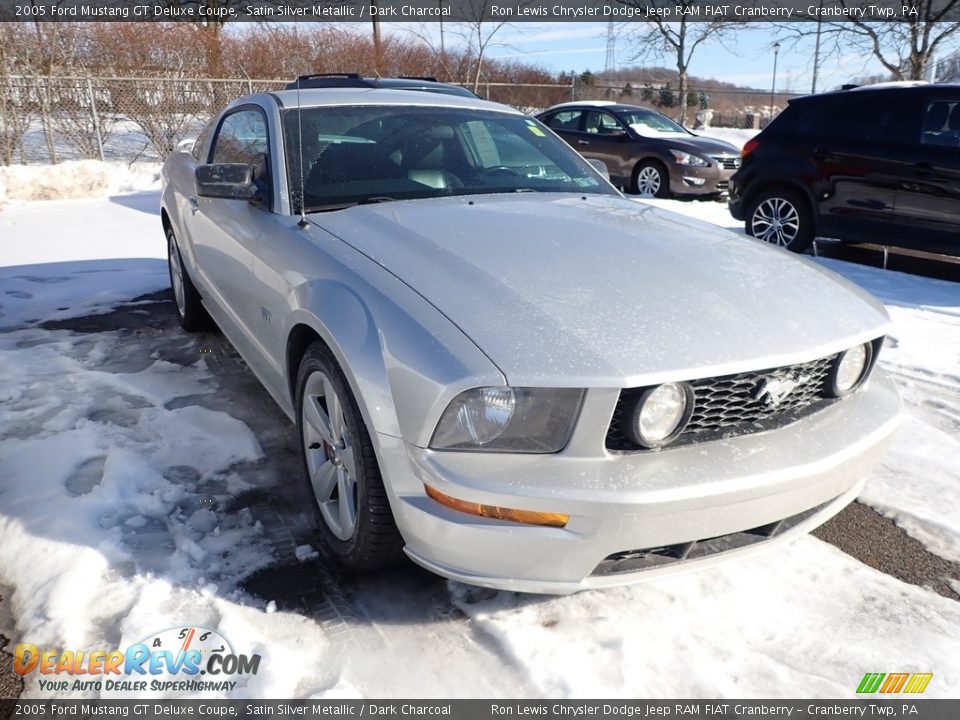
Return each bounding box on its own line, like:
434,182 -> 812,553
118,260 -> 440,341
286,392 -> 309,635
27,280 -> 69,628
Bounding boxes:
176,137 -> 197,154
195,164 -> 257,201
586,158 -> 610,182
608,129 -> 628,139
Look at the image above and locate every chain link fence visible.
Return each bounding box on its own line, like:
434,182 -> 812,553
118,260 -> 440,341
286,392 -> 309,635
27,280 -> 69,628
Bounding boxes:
0,75 -> 580,166
1,74 -> 786,166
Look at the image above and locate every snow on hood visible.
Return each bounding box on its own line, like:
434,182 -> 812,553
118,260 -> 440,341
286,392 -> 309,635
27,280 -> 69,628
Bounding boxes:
311,194 -> 890,386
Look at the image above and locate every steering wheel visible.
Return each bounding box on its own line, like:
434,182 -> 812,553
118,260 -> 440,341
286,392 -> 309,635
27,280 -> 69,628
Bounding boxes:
482,166 -> 523,178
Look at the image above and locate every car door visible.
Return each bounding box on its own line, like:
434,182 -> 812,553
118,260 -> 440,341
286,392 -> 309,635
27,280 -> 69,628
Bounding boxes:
580,110 -> 632,185
787,95 -> 911,242
187,106 -> 277,348
540,109 -> 584,148
892,92 -> 960,255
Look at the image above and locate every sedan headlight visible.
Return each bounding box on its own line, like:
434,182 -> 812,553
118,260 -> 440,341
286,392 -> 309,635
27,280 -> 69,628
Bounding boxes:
669,149 -> 710,167
430,387 -> 584,453
625,382 -> 694,449
828,342 -> 874,397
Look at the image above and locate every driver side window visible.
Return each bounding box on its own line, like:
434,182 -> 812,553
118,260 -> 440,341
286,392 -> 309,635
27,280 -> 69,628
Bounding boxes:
212,109 -> 271,188
584,111 -> 623,136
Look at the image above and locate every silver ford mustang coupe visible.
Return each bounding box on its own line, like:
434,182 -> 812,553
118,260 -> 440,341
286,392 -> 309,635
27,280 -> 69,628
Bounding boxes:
161,87 -> 902,593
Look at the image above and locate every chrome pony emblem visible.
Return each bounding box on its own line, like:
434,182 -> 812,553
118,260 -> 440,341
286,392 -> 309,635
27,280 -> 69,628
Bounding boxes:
754,373 -> 811,407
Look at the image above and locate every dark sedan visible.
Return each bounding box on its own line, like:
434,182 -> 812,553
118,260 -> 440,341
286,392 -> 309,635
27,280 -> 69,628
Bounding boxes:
537,101 -> 741,198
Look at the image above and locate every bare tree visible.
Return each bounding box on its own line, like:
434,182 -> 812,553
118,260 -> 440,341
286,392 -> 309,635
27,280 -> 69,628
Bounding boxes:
615,0 -> 742,125
775,0 -> 960,85
450,0 -> 516,92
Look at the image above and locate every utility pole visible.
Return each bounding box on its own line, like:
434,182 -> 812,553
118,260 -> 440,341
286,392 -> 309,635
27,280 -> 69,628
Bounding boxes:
811,0 -> 823,93
771,42 -> 781,118
371,1 -> 382,75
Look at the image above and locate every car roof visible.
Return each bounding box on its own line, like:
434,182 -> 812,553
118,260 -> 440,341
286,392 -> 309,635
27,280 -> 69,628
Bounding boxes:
249,88 -> 520,114
285,74 -> 479,98
539,101 -> 663,115
788,82 -> 960,105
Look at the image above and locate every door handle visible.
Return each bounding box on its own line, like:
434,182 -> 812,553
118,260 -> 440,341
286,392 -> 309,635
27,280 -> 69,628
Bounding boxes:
577,139 -> 590,146
188,196 -> 199,214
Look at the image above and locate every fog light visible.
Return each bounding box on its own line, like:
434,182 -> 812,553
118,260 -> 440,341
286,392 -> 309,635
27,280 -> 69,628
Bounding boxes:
424,485 -> 568,528
628,382 -> 693,449
830,343 -> 872,396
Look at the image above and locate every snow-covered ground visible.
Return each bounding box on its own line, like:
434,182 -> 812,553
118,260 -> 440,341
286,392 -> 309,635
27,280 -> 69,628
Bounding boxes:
0,175 -> 958,699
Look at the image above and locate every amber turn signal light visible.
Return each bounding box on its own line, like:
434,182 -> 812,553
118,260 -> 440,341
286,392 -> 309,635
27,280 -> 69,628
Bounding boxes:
424,485 -> 568,528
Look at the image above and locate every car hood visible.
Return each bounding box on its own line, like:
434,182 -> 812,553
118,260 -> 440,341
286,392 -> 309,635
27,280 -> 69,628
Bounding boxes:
310,194 -> 890,386
657,134 -> 741,157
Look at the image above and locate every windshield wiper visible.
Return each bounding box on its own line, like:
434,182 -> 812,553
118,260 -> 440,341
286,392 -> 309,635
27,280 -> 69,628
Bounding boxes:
303,197 -> 399,213
357,196 -> 398,205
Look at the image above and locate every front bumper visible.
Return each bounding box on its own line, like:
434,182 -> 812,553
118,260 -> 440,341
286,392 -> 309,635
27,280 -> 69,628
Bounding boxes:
669,161 -> 736,196
379,370 -> 901,594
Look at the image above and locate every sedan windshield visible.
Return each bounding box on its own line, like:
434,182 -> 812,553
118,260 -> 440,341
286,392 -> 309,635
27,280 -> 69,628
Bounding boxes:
282,106 -> 615,213
619,109 -> 691,138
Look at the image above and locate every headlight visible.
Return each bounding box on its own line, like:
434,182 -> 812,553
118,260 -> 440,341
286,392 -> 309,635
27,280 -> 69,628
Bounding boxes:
625,382 -> 694,449
669,149 -> 710,167
430,387 -> 584,453
829,342 -> 874,396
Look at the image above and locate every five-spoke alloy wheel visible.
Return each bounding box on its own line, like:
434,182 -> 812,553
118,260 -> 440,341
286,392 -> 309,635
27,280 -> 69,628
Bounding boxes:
296,343 -> 402,569
166,224 -> 212,331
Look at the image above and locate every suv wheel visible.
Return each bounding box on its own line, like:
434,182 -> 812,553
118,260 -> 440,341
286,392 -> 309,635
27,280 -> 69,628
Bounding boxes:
747,189 -> 813,253
296,343 -> 403,570
633,160 -> 669,198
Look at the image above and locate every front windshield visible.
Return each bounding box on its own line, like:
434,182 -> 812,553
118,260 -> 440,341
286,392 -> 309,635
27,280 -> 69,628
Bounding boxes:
282,106 -> 615,213
619,109 -> 691,138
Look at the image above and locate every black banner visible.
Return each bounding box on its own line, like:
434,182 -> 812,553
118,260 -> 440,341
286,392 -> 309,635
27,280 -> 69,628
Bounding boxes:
2,702 -> 960,720
0,0 -> 955,23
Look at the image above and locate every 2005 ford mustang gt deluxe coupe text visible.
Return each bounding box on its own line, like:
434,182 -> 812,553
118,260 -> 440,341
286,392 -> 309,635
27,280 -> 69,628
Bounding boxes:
161,86 -> 902,593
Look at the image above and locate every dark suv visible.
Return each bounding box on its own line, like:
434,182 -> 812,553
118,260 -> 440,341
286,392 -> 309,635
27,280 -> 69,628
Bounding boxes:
729,82 -> 960,256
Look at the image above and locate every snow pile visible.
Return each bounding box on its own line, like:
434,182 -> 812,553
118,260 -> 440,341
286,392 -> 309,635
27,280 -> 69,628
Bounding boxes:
451,538 -> 960,697
814,259 -> 960,562
0,160 -> 161,204
0,260 -> 170,330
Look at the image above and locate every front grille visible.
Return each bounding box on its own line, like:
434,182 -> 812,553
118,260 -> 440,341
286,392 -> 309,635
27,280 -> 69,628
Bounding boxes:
715,180 -> 729,192
712,155 -> 740,170
591,498 -> 833,576
606,354 -> 837,452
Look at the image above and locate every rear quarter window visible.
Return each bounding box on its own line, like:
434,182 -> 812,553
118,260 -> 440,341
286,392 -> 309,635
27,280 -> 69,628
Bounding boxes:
787,95 -> 918,143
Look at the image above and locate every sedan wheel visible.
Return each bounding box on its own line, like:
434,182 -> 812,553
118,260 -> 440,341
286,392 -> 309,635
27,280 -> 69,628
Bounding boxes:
296,343 -> 403,569
633,161 -> 668,198
165,225 -> 211,331
302,371 -> 359,541
746,189 -> 813,253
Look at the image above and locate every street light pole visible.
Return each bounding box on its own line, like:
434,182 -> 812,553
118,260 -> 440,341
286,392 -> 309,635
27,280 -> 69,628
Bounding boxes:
771,42 -> 781,119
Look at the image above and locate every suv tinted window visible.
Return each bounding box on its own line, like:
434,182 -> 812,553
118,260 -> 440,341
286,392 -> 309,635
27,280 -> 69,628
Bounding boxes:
789,95 -> 916,142
922,98 -> 960,146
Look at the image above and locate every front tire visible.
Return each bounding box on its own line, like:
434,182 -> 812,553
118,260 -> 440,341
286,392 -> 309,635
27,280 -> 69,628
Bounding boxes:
632,160 -> 669,198
746,189 -> 813,253
166,225 -> 212,331
295,343 -> 402,571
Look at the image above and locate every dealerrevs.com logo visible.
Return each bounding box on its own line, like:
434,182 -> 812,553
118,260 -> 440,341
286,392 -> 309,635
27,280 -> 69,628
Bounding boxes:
14,626 -> 261,693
